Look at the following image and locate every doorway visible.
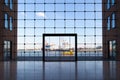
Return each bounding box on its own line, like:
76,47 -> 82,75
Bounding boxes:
4,41 -> 12,60
108,40 -> 116,59
43,34 -> 77,61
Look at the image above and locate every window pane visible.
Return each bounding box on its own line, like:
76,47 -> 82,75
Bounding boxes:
26,4 -> 34,11
25,28 -> 34,36
85,4 -> 94,11
45,4 -> 54,11
10,17 -> 13,31
75,20 -> 84,28
66,20 -> 74,27
65,12 -> 74,19
45,20 -> 54,28
36,4 -> 44,11
55,4 -> 64,11
5,0 -> 8,6
112,40 -> 116,57
107,0 -> 110,9
56,12 -> 64,19
75,4 -> 84,11
55,20 -> 64,28
10,0 -> 13,9
112,0 -> 115,5
112,13 -> 115,28
65,4 -> 74,11
5,13 -> 8,29
107,16 -> 110,30
4,41 -> 8,56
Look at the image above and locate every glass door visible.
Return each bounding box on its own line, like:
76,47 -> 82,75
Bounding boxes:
43,34 -> 77,61
4,41 -> 12,60
109,40 -> 116,59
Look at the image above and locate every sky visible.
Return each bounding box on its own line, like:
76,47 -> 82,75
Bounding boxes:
17,0 -> 102,50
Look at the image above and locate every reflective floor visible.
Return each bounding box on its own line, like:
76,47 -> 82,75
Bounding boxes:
0,61 -> 119,80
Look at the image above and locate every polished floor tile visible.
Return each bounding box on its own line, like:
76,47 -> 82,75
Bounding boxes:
0,61 -> 120,80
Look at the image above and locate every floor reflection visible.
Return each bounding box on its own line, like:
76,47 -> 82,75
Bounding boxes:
0,61 -> 120,80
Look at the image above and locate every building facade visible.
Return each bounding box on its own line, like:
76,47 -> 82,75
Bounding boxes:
0,0 -> 17,60
102,0 -> 120,60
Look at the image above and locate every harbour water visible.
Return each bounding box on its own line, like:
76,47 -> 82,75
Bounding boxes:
17,50 -> 103,57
